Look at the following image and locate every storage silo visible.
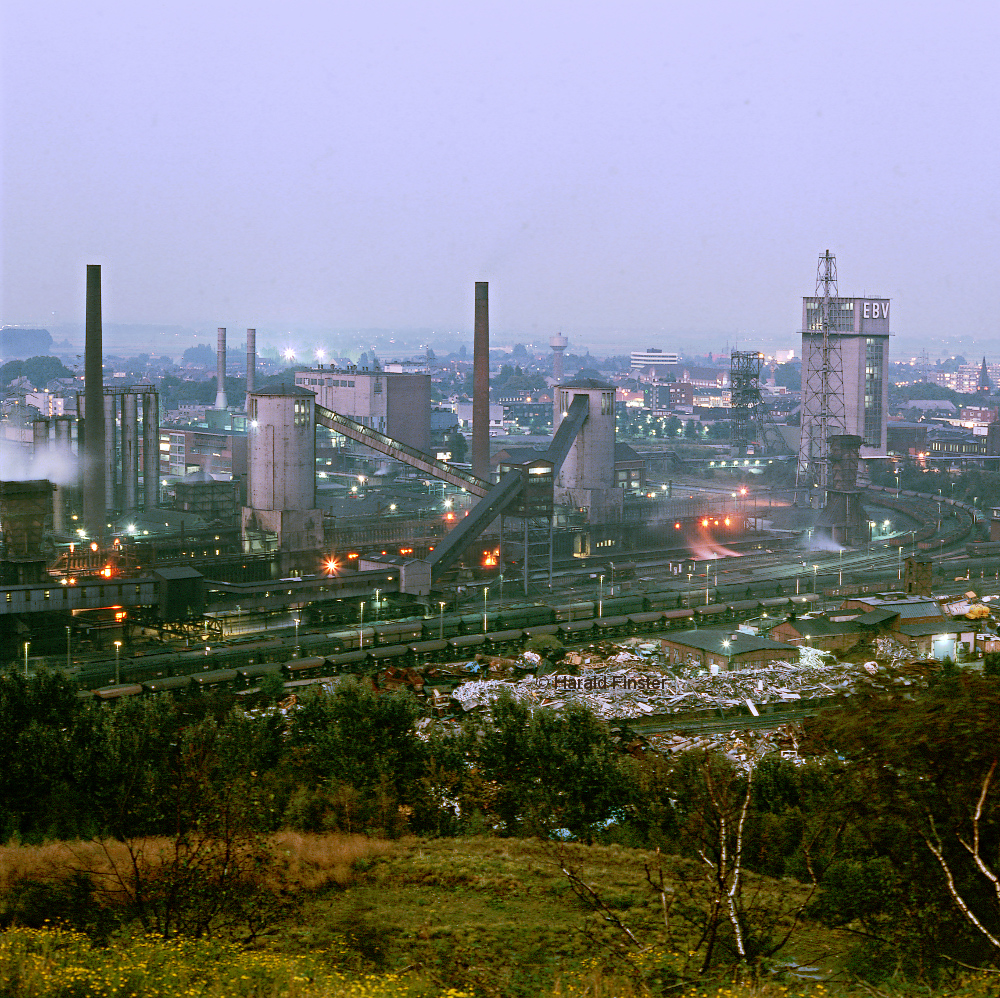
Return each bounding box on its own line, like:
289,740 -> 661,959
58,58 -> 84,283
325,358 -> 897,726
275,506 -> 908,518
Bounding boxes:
242,385 -> 322,571
552,378 -> 621,523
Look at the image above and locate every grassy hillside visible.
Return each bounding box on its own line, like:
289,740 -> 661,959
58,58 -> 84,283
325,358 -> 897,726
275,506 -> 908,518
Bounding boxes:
2,834 -> 997,997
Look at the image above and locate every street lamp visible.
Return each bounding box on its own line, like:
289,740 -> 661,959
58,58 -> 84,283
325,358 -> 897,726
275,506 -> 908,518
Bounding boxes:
838,547 -> 843,587
66,626 -> 71,671
483,586 -> 489,634
114,640 -> 122,685
599,574 -> 604,618
293,615 -> 300,655
374,589 -> 381,622
359,603 -> 365,649
898,545 -> 903,581
23,641 -> 29,678
236,604 -> 241,635
439,601 -> 446,640
812,564 -> 818,593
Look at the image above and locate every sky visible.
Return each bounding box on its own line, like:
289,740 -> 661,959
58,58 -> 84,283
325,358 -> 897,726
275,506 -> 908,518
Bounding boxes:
2,0 -> 998,359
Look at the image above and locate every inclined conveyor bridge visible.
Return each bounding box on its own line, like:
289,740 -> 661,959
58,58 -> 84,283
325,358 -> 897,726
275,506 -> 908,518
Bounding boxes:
315,396 -> 592,584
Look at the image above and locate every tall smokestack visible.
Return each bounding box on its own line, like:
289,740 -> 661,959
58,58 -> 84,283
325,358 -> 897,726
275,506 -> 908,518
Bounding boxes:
215,327 -> 228,410
83,265 -> 106,540
472,282 -> 490,479
246,328 -> 256,405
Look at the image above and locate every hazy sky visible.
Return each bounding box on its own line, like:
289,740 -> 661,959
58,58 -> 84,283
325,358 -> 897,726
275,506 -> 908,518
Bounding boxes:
3,0 -> 998,356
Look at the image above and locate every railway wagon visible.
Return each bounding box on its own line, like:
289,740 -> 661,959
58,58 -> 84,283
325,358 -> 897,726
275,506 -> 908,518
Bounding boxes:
484,629 -> 526,654
601,595 -> 645,616
142,675 -> 193,695
190,669 -> 240,693
93,683 -> 143,700
696,603 -> 730,624
628,610 -> 667,633
370,645 -> 409,666
325,649 -> 371,673
663,608 -> 695,629
556,601 -> 595,622
559,619 -> 595,640
236,662 -> 283,688
325,626 -> 376,651
594,615 -> 631,638
421,614 -> 464,640
498,604 -> 557,628
727,599 -> 762,616
458,611 -> 501,635
524,623 -> 560,641
644,589 -> 683,611
448,634 -> 487,656
373,621 -> 424,646
284,656 -> 327,681
408,639 -> 450,664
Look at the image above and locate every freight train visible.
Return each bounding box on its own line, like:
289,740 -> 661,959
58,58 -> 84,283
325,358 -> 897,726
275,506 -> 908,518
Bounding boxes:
67,592 -> 821,698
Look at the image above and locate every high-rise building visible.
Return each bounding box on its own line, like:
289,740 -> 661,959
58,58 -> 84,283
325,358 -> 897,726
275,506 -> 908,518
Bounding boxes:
630,348 -> 678,371
798,291 -> 890,482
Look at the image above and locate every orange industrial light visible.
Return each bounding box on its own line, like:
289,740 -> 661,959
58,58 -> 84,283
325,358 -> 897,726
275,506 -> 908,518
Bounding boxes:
674,522 -> 681,529
701,518 -> 709,527
724,517 -> 731,526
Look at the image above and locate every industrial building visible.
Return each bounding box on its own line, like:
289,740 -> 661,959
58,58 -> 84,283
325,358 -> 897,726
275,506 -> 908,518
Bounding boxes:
294,366 -> 431,452
797,251 -> 890,485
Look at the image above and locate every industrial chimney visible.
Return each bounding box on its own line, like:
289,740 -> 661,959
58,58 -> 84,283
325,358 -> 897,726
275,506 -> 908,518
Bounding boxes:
83,265 -> 106,540
472,282 -> 490,480
550,333 -> 568,383
215,327 -> 228,410
246,328 -> 256,405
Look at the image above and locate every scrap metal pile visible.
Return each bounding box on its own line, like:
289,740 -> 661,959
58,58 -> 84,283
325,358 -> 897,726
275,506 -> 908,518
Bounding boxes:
379,639 -> 888,721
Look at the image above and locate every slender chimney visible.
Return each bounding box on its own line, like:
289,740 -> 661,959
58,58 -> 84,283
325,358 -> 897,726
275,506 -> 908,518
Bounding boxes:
215,327 -> 228,409
83,265 -> 106,540
246,328 -> 256,404
472,282 -> 490,479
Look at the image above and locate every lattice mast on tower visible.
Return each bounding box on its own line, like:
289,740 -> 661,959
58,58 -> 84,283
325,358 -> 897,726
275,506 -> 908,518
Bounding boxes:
797,250 -> 847,493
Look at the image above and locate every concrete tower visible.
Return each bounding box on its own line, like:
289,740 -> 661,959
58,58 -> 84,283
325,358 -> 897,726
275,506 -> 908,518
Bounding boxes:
83,265 -> 106,540
552,378 -> 622,523
215,327 -> 228,410
246,328 -> 256,409
550,333 -> 568,382
242,385 -> 322,573
472,282 -> 490,480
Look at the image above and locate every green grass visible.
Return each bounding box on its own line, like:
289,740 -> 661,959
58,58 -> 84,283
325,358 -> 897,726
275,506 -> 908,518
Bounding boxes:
3,836 -> 998,997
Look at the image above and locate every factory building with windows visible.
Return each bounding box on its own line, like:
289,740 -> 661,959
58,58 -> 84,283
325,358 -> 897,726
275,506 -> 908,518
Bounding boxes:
294,367 -> 431,453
